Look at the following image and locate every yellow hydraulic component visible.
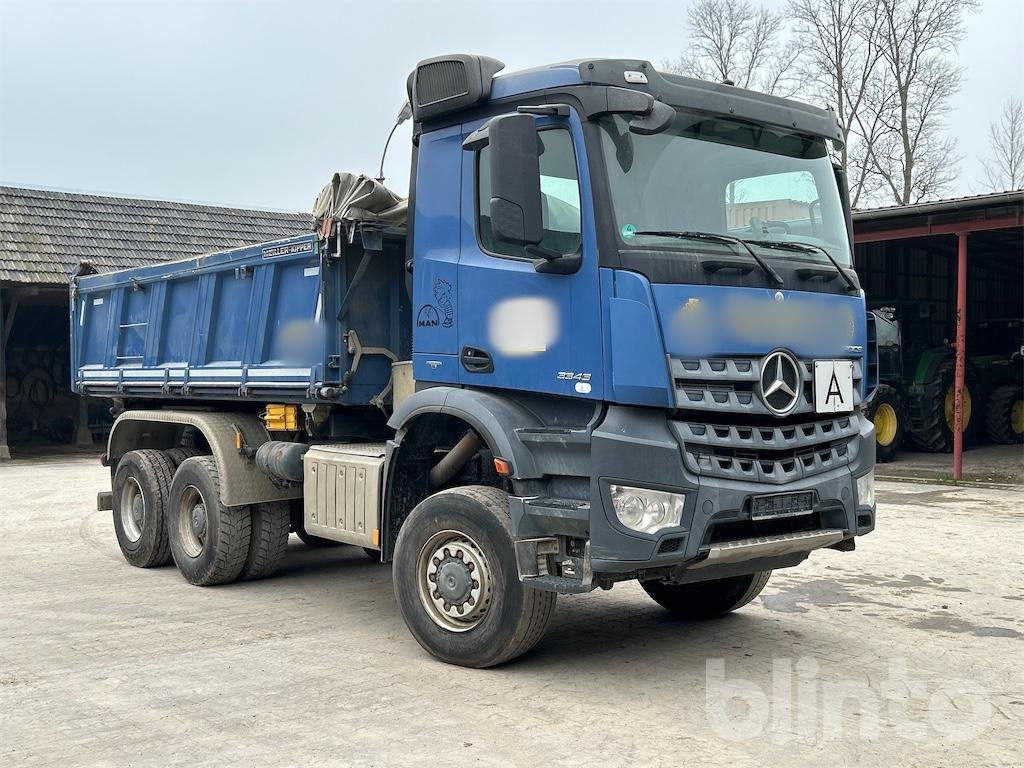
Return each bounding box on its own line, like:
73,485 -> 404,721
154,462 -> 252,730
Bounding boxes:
263,404 -> 300,432
873,402 -> 898,447
944,385 -> 972,432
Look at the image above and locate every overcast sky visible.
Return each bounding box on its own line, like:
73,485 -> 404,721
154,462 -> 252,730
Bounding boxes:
1,0 -> 1021,212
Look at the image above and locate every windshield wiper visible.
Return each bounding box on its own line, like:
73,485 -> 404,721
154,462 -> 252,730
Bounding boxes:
633,230 -> 784,286
745,239 -> 859,293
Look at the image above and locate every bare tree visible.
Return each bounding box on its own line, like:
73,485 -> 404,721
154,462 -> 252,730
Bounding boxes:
789,0 -> 890,208
663,0 -> 803,97
980,98 -> 1024,191
867,0 -> 979,205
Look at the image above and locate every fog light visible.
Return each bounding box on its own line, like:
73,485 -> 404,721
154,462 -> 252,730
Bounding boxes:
855,470 -> 875,510
609,485 -> 685,534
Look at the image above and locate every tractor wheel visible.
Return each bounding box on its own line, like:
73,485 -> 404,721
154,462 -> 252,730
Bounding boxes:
866,384 -> 905,463
985,385 -> 1024,444
909,360 -> 979,452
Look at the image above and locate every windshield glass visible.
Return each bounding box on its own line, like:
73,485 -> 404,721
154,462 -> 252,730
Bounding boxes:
597,111 -> 852,267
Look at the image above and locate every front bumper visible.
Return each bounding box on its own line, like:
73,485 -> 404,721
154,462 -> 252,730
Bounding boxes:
512,405 -> 875,588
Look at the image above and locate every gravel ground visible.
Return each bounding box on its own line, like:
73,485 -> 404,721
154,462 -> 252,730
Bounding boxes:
1,453 -> 1021,767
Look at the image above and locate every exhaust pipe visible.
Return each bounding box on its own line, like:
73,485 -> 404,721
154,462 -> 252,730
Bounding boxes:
429,431 -> 482,487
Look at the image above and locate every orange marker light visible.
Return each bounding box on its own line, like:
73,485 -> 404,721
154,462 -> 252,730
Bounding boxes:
493,457 -> 511,476
371,528 -> 380,546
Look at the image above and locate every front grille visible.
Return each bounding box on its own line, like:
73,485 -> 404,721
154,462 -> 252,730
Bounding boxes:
670,356 -> 862,415
669,355 -> 863,485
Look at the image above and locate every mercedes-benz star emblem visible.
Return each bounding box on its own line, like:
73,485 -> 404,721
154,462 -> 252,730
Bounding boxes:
759,350 -> 801,415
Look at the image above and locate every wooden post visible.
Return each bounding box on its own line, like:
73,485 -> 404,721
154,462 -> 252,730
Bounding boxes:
952,233 -> 968,480
0,286 -> 10,461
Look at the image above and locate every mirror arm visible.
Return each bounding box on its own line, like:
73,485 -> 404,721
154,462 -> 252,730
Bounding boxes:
517,104 -> 571,117
462,125 -> 489,151
525,243 -> 562,261
534,253 -> 582,275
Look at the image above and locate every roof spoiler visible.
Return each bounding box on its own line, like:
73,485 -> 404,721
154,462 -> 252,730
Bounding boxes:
407,54 -> 505,122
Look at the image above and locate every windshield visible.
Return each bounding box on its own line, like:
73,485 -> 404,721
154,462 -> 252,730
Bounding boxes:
597,111 -> 853,269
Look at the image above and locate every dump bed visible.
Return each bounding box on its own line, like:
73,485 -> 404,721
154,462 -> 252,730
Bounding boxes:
71,228 -> 410,407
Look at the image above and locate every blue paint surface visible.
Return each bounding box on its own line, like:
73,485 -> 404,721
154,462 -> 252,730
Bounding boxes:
72,232 -> 410,404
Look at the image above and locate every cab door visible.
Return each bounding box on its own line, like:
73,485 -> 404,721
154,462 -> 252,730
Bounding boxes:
455,111 -> 603,399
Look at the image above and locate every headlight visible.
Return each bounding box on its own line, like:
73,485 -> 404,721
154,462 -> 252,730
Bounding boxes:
855,470 -> 875,510
609,485 -> 685,535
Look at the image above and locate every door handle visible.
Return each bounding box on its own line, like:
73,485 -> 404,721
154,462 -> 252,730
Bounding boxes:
460,346 -> 494,374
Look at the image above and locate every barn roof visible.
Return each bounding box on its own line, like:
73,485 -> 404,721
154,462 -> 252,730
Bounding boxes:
0,186 -> 313,286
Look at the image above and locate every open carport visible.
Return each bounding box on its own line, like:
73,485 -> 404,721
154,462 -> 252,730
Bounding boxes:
853,191 -> 1024,481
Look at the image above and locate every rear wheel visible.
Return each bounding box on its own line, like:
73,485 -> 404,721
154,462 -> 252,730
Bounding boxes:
641,571 -> 772,619
985,385 -> 1024,444
111,449 -> 175,567
867,384 -> 905,463
909,360 -> 979,452
164,446 -> 202,470
241,501 -> 290,580
167,456 -> 251,586
393,486 -> 557,668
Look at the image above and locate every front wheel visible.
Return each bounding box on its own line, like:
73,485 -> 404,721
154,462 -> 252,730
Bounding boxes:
392,486 -> 557,668
867,384 -> 905,463
641,571 -> 772,619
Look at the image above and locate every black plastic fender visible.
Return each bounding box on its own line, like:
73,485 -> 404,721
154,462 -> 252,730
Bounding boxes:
387,387 -> 544,479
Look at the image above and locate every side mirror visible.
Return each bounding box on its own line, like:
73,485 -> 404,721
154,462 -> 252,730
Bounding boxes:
487,113 -> 543,247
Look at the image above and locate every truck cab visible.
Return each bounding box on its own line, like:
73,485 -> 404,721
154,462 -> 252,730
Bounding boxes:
399,54 -> 874,572
74,54 -> 876,668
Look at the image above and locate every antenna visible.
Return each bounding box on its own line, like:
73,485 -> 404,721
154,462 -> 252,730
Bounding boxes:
376,101 -> 413,184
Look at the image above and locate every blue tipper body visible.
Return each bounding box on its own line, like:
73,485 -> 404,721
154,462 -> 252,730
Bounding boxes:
70,230 -> 411,404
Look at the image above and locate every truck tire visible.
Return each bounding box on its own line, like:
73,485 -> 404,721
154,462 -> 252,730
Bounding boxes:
866,384 -> 905,463
985,385 -> 1024,444
241,501 -> 291,580
909,359 -> 978,452
164,446 -> 202,470
392,485 -> 557,668
167,456 -> 252,586
641,571 -> 772,619
111,449 -> 175,568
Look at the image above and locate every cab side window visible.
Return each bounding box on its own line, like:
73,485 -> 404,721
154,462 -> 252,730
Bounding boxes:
477,127 -> 582,259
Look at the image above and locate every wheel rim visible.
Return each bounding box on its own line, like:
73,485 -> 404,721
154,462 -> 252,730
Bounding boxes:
873,402 -> 898,446
1012,400 -> 1024,435
416,530 -> 493,632
120,477 -> 145,543
944,385 -> 972,432
177,485 -> 208,558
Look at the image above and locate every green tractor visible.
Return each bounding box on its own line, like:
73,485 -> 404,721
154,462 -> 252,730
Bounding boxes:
973,318 -> 1024,445
865,308 -> 1023,460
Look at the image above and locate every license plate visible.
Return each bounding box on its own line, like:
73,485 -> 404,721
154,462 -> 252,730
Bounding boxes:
751,491 -> 816,521
813,360 -> 854,414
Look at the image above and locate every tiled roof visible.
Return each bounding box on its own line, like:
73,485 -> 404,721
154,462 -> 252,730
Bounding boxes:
0,186 -> 313,285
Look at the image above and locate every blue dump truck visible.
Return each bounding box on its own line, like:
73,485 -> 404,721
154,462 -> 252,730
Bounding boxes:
72,55 -> 876,667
